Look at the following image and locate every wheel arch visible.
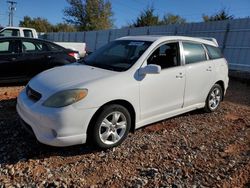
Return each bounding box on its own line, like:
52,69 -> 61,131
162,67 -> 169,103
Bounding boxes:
86,99 -> 136,142
214,80 -> 225,100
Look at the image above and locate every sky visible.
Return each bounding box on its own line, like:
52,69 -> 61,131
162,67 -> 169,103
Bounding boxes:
0,0 -> 249,28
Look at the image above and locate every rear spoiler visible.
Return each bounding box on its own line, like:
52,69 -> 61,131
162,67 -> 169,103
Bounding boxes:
200,37 -> 219,47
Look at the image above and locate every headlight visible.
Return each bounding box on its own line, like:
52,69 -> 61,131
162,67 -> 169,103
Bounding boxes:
43,89 -> 88,108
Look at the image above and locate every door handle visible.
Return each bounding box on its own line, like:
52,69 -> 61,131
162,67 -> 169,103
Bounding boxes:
176,72 -> 183,78
47,55 -> 52,59
11,57 -> 16,61
206,66 -> 212,71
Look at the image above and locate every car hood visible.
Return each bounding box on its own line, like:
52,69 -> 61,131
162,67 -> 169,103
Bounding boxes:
29,64 -> 116,95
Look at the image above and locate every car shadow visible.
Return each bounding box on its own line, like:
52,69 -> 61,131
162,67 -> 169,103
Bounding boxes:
0,98 -> 101,166
0,98 -> 209,166
0,81 -> 28,87
224,78 -> 250,106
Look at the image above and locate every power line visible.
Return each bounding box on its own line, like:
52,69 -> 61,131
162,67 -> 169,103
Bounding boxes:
7,0 -> 17,26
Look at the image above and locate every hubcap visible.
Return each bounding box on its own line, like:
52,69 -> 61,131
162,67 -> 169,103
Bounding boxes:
208,88 -> 221,110
99,111 -> 127,145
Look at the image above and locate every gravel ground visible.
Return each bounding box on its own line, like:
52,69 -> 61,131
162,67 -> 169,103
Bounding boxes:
0,79 -> 249,188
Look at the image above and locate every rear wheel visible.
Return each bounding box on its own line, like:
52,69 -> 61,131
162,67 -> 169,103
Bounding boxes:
204,84 -> 223,112
91,104 -> 131,149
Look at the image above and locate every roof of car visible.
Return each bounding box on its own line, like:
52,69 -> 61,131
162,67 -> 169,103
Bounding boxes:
0,37 -> 71,50
0,36 -> 52,43
0,26 -> 36,30
118,35 -> 218,46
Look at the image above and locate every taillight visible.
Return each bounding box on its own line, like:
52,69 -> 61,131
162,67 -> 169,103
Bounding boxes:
68,52 -> 80,60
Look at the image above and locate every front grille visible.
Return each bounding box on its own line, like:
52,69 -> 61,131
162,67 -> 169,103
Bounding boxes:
26,85 -> 42,102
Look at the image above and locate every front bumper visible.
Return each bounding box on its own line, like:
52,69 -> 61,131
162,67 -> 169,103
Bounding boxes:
17,90 -> 97,147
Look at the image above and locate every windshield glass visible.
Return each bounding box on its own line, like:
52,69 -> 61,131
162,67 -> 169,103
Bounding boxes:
82,40 -> 152,71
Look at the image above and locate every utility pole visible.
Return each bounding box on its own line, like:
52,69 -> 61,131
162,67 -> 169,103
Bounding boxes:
7,1 -> 17,26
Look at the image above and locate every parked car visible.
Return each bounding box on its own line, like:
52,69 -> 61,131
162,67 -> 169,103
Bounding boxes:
0,37 -> 80,83
0,27 -> 38,38
0,27 -> 87,57
17,36 -> 229,149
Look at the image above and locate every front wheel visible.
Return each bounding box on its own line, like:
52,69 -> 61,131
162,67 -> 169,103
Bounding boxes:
91,104 -> 131,149
204,84 -> 223,112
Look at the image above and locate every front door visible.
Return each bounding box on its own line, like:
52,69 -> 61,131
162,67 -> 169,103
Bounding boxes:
139,42 -> 185,122
0,39 -> 23,81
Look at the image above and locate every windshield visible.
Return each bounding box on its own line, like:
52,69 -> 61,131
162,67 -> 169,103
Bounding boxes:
82,40 -> 152,71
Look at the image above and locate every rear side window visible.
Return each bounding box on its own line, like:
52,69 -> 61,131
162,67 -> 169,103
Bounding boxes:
23,30 -> 34,38
22,41 -> 48,53
182,42 -> 207,64
205,45 -> 223,59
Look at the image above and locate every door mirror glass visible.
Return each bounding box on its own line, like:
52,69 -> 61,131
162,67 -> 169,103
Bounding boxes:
139,64 -> 161,75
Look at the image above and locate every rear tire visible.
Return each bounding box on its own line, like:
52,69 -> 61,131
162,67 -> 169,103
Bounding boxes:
204,84 -> 223,112
91,104 -> 131,149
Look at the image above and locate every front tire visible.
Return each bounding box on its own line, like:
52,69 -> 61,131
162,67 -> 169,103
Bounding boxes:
91,104 -> 131,149
204,84 -> 223,112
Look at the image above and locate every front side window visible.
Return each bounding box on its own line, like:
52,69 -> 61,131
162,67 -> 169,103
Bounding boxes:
148,42 -> 180,69
83,40 -> 152,71
205,45 -> 223,60
183,42 -> 207,64
0,29 -> 20,37
0,41 -> 10,53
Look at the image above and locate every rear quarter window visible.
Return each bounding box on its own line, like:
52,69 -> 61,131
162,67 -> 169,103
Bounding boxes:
205,45 -> 223,59
182,42 -> 207,64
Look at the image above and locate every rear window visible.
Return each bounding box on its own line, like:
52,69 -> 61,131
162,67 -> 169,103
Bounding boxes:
23,30 -> 34,38
205,45 -> 223,60
183,42 -> 207,64
47,43 -> 64,51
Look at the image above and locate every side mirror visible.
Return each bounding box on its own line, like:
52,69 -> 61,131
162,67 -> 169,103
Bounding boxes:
139,64 -> 161,75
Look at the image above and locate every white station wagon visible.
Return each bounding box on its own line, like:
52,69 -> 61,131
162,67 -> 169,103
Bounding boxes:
17,36 -> 229,149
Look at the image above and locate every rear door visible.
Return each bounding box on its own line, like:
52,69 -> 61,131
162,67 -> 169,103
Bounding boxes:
181,41 -> 215,107
20,39 -> 50,77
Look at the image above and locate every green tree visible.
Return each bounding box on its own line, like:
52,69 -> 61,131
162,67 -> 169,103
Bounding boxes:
63,0 -> 113,31
161,13 -> 186,25
19,16 -> 76,32
132,7 -> 160,27
19,16 -> 53,32
53,23 -> 76,32
203,9 -> 234,22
